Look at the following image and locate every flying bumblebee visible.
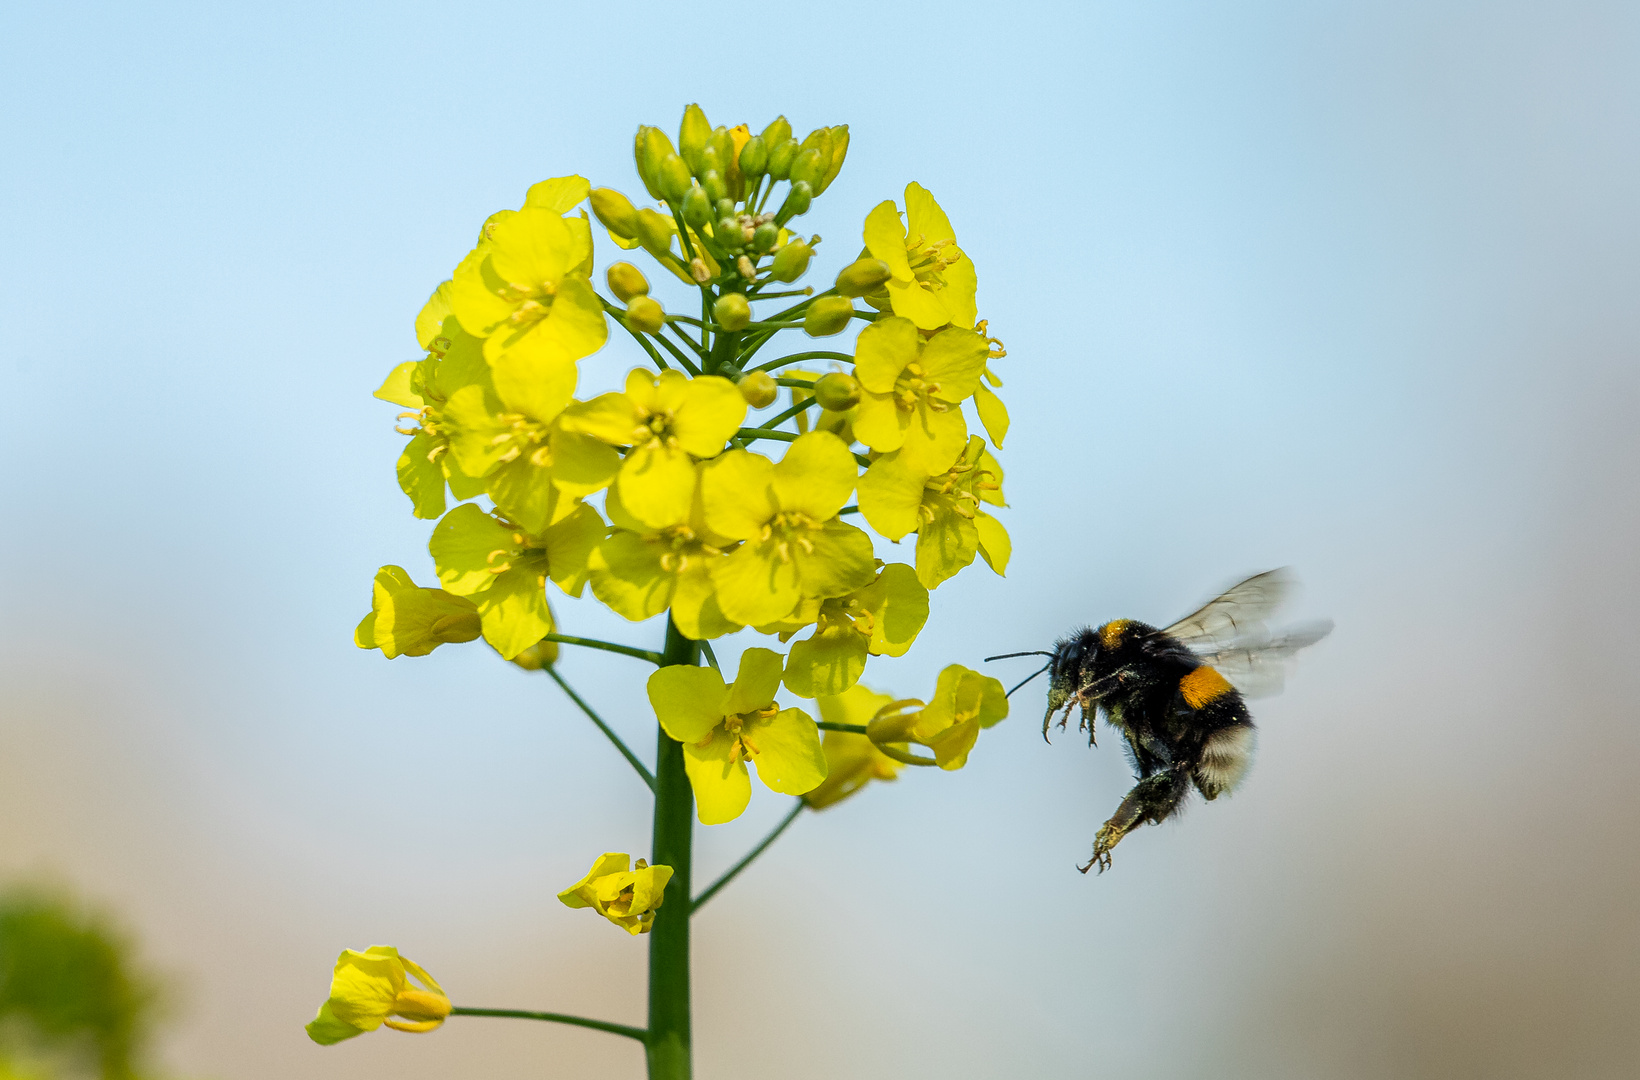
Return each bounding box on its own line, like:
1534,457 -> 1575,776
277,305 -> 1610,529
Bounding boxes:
987,569 -> 1331,874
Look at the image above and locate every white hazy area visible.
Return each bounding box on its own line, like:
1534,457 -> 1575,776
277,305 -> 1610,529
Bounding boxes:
3,2 -> 1637,1078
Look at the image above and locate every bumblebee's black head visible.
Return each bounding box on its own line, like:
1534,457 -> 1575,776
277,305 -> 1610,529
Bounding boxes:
1042,619 -> 1161,720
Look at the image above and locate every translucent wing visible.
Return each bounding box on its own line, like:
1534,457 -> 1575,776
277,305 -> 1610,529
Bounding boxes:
1157,568 -> 1296,651
1192,619 -> 1334,698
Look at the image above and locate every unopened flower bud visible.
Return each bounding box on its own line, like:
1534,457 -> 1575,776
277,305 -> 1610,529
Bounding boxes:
658,153 -> 692,203
706,127 -> 733,172
510,638 -> 560,670
636,126 -> 676,200
813,371 -> 861,410
700,169 -> 727,205
775,180 -> 813,226
606,261 -> 649,303
804,295 -> 855,337
714,292 -> 752,331
634,207 -> 674,259
591,188 -> 641,239
817,125 -> 849,195
714,197 -> 736,220
767,137 -> 799,180
625,295 -> 666,334
738,135 -> 769,181
715,217 -> 743,251
679,103 -> 711,175
680,185 -> 712,229
738,370 -> 778,409
789,147 -> 826,188
834,257 -> 892,298
770,238 -> 813,282
761,115 -> 792,149
752,222 -> 780,253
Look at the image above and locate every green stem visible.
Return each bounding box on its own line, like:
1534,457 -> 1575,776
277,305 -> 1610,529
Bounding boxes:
690,801 -> 805,913
450,1007 -> 647,1043
749,351 -> 854,374
698,639 -> 720,673
663,320 -> 707,357
757,396 -> 818,431
603,299 -> 672,372
735,427 -> 797,444
648,619 -> 698,1079
541,634 -> 664,665
773,377 -> 815,388
815,721 -> 869,734
837,504 -> 859,516
545,667 -> 655,792
651,329 -> 703,376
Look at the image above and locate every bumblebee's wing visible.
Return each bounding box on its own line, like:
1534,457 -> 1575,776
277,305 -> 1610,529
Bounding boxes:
1194,619 -> 1333,698
1157,568 -> 1295,651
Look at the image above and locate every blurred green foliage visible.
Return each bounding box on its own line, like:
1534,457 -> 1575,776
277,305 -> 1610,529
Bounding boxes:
0,885 -> 162,1080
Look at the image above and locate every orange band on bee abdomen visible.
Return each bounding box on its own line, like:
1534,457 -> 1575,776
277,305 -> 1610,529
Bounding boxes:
1179,665 -> 1233,709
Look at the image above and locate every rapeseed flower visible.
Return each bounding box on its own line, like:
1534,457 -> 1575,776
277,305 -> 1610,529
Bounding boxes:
782,563 -> 929,698
866,665 -> 1008,770
851,318 -> 990,473
804,684 -> 904,809
306,947 -> 450,1045
861,183 -> 977,331
355,566 -> 481,659
857,437 -> 1009,588
557,853 -> 674,935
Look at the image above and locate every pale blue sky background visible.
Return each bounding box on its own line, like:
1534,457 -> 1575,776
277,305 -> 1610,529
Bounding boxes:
3,2 -> 1638,1078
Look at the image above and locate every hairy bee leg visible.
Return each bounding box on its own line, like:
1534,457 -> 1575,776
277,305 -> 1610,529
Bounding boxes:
1078,770 -> 1190,875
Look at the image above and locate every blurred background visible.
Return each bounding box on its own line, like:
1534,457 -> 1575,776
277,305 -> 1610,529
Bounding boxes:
3,1 -> 1638,1077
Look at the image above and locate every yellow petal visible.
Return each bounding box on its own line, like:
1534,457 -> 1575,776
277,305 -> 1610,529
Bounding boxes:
375,362 -> 424,408
723,647 -> 784,715
896,401 -> 968,475
975,511 -> 1011,576
549,429 -> 621,498
543,502 -> 604,597
887,278 -> 952,330
473,565 -> 554,660
852,562 -> 928,657
971,386 -> 1008,448
771,431 -> 857,520
783,620 -> 868,698
793,520 -> 879,600
903,182 -> 955,245
915,505 -> 979,589
861,200 -> 912,282
919,327 -> 989,403
588,532 -> 674,622
524,175 -> 591,214
710,539 -> 802,626
672,377 -> 747,457
670,561 -> 743,641
856,452 -> 927,541
683,730 -> 753,825
852,316 -> 919,394
647,664 -> 729,743
850,392 -> 909,455
617,443 -> 697,530
561,391 -> 643,446
744,707 -> 827,795
700,449 -> 778,540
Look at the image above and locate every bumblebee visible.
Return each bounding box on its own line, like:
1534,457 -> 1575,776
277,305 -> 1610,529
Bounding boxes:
988,569 -> 1331,874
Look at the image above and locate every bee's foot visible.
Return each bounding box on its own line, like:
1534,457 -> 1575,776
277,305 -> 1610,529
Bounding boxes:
1078,825 -> 1122,875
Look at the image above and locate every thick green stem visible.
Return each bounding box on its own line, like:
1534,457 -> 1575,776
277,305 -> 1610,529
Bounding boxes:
647,618 -> 698,1080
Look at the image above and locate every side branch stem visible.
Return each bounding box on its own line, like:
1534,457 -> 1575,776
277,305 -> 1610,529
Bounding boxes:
450,1007 -> 646,1043
690,801 -> 805,913
545,667 -> 655,792
541,634 -> 664,664
815,721 -> 869,734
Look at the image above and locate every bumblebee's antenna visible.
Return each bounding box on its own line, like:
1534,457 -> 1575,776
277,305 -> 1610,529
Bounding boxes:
984,650 -> 1055,662
1006,664 -> 1052,698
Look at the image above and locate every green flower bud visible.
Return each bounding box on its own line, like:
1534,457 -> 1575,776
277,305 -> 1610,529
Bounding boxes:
679,103 -> 711,175
634,207 -> 675,259
714,197 -> 736,220
752,222 -> 780,253
658,153 -> 692,204
706,127 -> 733,172
510,638 -> 560,670
804,295 -> 855,337
761,115 -> 792,149
738,135 -> 769,181
767,137 -> 799,180
775,180 -> 813,226
714,292 -> 752,331
680,185 -> 712,229
637,126 -> 676,200
626,295 -> 666,334
701,169 -> 728,205
716,217 -> 744,251
590,188 -> 641,239
813,371 -> 862,411
634,129 -> 659,199
817,125 -> 849,195
770,238 -> 813,282
789,147 -> 825,188
606,261 -> 649,303
834,257 -> 892,298
737,369 -> 778,409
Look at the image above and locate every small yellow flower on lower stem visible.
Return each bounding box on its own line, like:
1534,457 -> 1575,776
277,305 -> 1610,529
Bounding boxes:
804,684 -> 904,809
647,648 -> 828,824
557,853 -> 674,935
865,664 -> 1009,770
306,946 -> 451,1045
355,566 -> 482,659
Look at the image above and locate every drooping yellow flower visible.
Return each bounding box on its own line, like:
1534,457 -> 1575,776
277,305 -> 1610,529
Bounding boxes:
586,468 -> 742,641
557,853 -> 674,935
560,369 -> 746,530
305,946 -> 451,1046
700,433 -> 877,627
861,183 -> 977,331
865,665 -> 1008,770
428,503 -> 602,659
851,318 -> 989,474
857,436 -> 1009,589
647,649 -> 827,825
447,180 -> 607,394
781,563 -> 929,698
355,566 -> 481,659
804,684 -> 904,809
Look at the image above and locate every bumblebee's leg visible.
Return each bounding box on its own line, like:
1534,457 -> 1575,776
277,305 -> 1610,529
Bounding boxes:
1079,770 -> 1190,874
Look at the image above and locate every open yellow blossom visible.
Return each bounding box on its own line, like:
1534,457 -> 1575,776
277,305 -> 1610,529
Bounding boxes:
851,318 -> 989,473
781,563 -> 928,698
557,853 -> 674,935
306,946 -> 450,1046
866,665 -> 1009,770
647,649 -> 827,825
428,503 -> 602,659
700,433 -> 878,627
561,369 -> 746,530
861,183 -> 977,331
857,436 -> 1009,589
804,684 -> 905,809
355,565 -> 481,659
587,471 -> 742,641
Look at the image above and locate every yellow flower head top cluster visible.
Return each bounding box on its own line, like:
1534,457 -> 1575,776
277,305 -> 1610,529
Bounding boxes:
359,102 -> 1015,829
